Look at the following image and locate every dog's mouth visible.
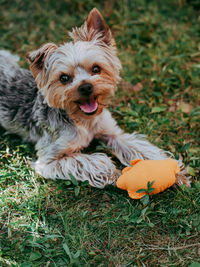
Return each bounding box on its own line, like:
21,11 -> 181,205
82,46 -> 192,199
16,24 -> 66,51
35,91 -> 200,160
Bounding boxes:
75,96 -> 98,115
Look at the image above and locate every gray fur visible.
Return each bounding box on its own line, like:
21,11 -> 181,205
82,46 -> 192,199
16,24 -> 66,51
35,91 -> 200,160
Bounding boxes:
0,51 -> 72,143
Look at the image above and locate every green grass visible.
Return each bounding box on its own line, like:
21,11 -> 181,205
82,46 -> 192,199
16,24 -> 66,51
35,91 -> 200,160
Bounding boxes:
0,0 -> 200,266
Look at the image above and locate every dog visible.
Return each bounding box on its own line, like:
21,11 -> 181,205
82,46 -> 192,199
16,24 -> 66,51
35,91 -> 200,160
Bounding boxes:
0,8 -> 190,188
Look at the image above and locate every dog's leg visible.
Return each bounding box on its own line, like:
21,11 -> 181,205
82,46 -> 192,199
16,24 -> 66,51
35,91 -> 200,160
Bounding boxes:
33,152 -> 120,188
96,110 -> 171,165
96,110 -> 190,186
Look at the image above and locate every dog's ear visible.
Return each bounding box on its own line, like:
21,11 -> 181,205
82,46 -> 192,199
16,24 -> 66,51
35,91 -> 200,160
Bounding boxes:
26,43 -> 57,78
86,8 -> 112,45
70,8 -> 114,46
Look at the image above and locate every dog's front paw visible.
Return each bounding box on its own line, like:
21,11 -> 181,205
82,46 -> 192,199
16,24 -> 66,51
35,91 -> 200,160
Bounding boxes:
107,168 -> 122,186
32,153 -> 120,188
108,132 -> 172,166
175,169 -> 191,187
83,153 -> 120,188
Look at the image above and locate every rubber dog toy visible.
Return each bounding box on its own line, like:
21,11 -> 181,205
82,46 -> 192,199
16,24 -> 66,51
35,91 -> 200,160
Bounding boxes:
116,159 -> 180,199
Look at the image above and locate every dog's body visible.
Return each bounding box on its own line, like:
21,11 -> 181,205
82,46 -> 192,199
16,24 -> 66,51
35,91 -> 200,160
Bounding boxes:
0,9 -> 189,188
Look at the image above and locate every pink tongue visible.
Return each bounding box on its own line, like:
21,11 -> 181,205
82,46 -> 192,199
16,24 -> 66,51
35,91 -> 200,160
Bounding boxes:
80,100 -> 98,113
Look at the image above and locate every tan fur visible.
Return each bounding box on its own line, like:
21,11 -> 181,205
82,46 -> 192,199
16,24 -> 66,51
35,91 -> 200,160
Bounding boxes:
26,43 -> 57,80
176,170 -> 191,187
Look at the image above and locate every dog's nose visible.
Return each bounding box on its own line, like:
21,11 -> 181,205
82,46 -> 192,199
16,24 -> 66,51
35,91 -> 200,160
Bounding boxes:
78,83 -> 93,96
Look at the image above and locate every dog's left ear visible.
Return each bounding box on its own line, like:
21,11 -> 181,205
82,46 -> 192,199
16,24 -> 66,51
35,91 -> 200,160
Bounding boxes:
70,8 -> 114,46
86,8 -> 113,45
26,43 -> 57,79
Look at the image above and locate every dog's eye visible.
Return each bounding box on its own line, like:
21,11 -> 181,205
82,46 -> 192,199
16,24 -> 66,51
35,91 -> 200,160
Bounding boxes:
60,74 -> 72,84
92,65 -> 101,74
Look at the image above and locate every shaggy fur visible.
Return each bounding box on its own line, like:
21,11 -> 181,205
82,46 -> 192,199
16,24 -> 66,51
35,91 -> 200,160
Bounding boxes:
0,8 -> 190,188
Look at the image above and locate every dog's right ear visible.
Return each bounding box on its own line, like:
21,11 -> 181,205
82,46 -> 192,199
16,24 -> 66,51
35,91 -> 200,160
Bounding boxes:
26,43 -> 57,78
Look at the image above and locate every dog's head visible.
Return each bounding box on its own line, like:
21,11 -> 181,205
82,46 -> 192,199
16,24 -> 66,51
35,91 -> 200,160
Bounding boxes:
27,8 -> 121,120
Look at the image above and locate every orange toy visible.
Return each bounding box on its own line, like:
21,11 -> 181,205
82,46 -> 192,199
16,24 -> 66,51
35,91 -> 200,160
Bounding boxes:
116,159 -> 180,199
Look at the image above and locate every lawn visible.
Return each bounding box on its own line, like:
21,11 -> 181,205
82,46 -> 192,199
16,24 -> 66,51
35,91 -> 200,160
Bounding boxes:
0,0 -> 200,266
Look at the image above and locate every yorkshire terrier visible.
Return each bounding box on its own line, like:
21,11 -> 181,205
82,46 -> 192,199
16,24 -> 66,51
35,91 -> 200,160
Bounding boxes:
0,8 -> 189,188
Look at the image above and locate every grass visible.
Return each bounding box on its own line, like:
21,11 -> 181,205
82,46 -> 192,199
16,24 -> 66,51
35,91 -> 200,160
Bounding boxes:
0,0 -> 200,266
